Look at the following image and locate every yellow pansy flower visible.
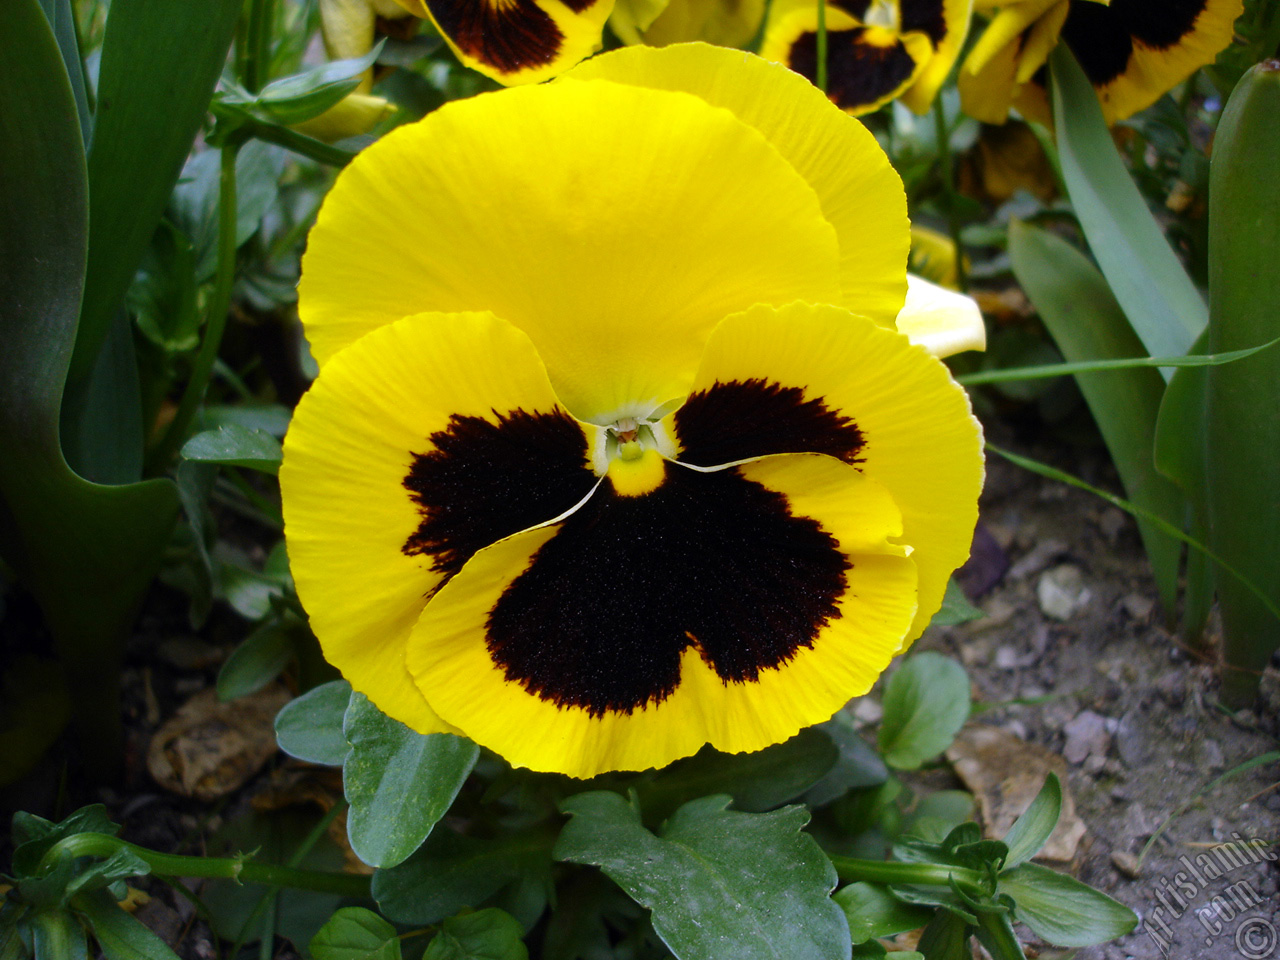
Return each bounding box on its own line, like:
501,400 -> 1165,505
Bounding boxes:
760,0 -> 974,115
960,0 -> 1242,125
281,44 -> 985,778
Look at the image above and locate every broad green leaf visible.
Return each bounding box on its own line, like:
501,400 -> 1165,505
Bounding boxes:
68,0 -> 241,384
913,908 -> 971,960
0,0 -> 178,777
73,890 -> 181,960
182,425 -> 283,474
372,824 -> 557,926
36,0 -> 90,140
199,403 -> 293,438
0,657 -> 71,788
555,792 -> 850,960
643,728 -> 838,818
900,791 -> 975,845
217,617 -> 297,701
1204,60 -> 1280,704
834,883 -> 932,943
310,907 -> 401,960
971,909 -> 1024,960
31,909 -> 87,960
423,909 -> 528,960
929,579 -> 984,627
60,312 -> 146,485
997,862 -> 1136,947
343,694 -> 479,868
275,680 -> 353,765
1007,220 -> 1183,615
1050,45 -> 1206,365
252,44 -> 386,126
803,713 -> 888,807
1000,773 -> 1060,869
877,653 -> 970,770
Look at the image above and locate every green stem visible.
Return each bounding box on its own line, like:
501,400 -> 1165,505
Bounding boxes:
244,0 -> 277,92
932,95 -> 968,292
36,833 -> 371,899
974,909 -> 1025,960
827,855 -> 987,897
147,136 -> 245,474
243,117 -> 356,167
815,0 -> 828,94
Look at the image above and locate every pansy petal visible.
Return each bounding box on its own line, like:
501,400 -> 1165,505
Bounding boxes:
761,6 -> 935,116
392,0 -> 613,85
407,453 -> 916,776
299,78 -> 842,421
622,0 -> 769,50
958,20 -> 1024,122
900,0 -> 976,112
567,44 -> 908,326
1057,0 -> 1242,124
896,274 -> 987,357
683,301 -> 983,643
281,310 -> 597,733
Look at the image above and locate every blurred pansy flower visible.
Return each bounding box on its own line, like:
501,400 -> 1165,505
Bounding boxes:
610,0 -> 766,49
281,44 -> 985,778
960,0 -> 1242,125
320,0 -> 614,86
760,0 -> 974,115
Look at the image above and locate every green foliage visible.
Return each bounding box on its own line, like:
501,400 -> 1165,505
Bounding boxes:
877,653 -> 971,770
423,909 -> 528,960
311,907 -> 402,960
275,679 -> 354,765
556,792 -> 850,960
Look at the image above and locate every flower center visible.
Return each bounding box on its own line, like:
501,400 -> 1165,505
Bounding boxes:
592,415 -> 677,497
862,0 -> 900,31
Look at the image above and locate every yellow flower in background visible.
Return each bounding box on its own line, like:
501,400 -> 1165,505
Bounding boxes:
960,0 -> 1242,125
319,0 -> 614,87
281,44 -> 985,778
760,0 -> 974,115
610,0 -> 766,50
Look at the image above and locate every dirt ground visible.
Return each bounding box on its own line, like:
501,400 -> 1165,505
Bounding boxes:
912,428 -> 1280,960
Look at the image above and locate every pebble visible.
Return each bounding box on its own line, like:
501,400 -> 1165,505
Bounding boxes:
1063,709 -> 1112,764
1114,709 -> 1150,767
1010,539 -> 1068,581
1155,670 -> 1186,707
1198,737 -> 1225,769
1037,564 -> 1093,621
1111,850 -> 1143,878
1120,593 -> 1155,622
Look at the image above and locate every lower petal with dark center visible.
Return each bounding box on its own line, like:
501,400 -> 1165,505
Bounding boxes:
407,452 -> 918,778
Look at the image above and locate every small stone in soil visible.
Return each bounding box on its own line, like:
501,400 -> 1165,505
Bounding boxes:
1063,709 -> 1112,764
1111,850 -> 1143,878
1038,564 -> 1092,621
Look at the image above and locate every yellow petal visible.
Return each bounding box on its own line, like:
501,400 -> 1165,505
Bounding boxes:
567,44 -> 908,326
687,301 -> 984,643
1015,0 -> 1068,84
627,0 -> 768,48
965,0 -> 1061,76
897,274 -> 987,357
406,454 -> 917,776
396,0 -> 615,85
609,0 -> 672,42
292,92 -> 394,142
319,0 -> 378,66
300,78 -> 842,421
901,0 -> 976,114
281,310 -> 594,733
957,20 -> 1023,123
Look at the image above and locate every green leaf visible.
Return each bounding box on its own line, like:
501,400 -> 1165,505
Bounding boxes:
182,425 -> 283,474
30,909 -> 87,960
275,680 -> 353,766
929,579 -> 984,627
343,694 -> 479,869
877,653 -> 970,770
310,907 -> 401,960
1007,219 -> 1184,616
913,908 -> 971,960
73,890 -> 180,960
373,824 -> 556,927
555,792 -> 850,960
900,791 -> 975,845
1204,60 -> 1280,704
217,616 -> 297,701
199,403 -> 292,438
803,714 -> 888,807
997,862 -> 1137,947
0,0 -> 179,778
68,0 -> 242,384
252,44 -> 386,126
12,806 -> 120,876
1000,773 -> 1060,869
834,883 -> 932,943
643,728 -> 838,818
0,657 -> 71,788
1050,45 -> 1206,365
423,909 -> 528,960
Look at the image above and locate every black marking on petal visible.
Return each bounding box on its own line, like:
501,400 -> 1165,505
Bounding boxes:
1061,0 -> 1207,87
425,0 -> 566,73
402,408 -> 595,577
788,26 -> 921,112
898,0 -> 946,44
485,465 -> 850,715
675,378 -> 865,468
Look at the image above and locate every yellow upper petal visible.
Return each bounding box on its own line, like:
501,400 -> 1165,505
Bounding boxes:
299,76 -> 842,421
566,44 -> 908,326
